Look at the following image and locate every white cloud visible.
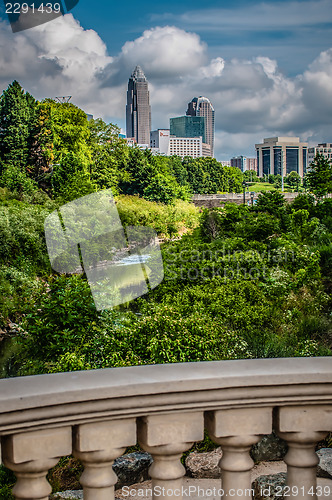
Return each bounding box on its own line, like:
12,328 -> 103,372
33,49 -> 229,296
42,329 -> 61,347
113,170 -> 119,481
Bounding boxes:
301,49 -> 332,122
118,26 -> 208,79
0,15 -> 331,159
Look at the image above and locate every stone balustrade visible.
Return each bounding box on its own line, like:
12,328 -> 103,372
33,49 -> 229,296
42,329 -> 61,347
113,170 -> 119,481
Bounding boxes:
0,357 -> 331,499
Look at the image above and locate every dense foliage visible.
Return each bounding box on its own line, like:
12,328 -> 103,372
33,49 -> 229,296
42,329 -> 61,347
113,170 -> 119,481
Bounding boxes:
0,79 -> 332,497
7,191 -> 330,376
0,79 -> 331,376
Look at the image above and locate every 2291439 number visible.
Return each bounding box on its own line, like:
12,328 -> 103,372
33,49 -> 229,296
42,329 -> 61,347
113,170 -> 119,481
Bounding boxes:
5,3 -> 61,14
275,485 -> 332,497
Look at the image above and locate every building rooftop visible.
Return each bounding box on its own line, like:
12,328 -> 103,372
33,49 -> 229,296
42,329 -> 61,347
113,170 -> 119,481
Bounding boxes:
263,137 -> 300,143
131,65 -> 147,81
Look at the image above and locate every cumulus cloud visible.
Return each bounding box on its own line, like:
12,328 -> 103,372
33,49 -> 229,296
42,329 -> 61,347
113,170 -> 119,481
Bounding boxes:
301,49 -> 332,122
0,14 -> 331,159
117,26 -> 208,79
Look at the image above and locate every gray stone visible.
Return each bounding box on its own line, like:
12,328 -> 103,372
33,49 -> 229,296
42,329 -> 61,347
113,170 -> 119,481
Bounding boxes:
317,448 -> 332,479
51,452 -> 153,498
251,432 -> 288,462
185,447 -> 222,478
252,473 -> 287,500
113,452 -> 153,488
51,491 -> 83,500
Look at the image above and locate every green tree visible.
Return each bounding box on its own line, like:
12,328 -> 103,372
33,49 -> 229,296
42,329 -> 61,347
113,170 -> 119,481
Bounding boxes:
169,155 -> 189,186
290,194 -> 315,214
119,147 -> 155,196
88,118 -> 128,193
143,173 -> 180,204
183,158 -> 242,194
41,99 -> 91,166
273,174 -> 282,189
254,190 -> 286,214
27,102 -> 54,184
243,170 -> 258,183
306,153 -> 332,197
0,81 -> 36,169
286,171 -> 301,191
52,151 -> 97,201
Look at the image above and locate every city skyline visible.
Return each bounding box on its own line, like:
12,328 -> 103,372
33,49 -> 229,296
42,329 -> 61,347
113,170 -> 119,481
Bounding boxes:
0,0 -> 331,161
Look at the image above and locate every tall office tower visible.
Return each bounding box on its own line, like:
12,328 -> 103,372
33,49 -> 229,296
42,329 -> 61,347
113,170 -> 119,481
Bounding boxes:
126,66 -> 151,145
186,96 -> 215,157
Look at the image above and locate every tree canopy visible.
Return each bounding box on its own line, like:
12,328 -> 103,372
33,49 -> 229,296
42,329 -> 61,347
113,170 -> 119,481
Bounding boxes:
306,153 -> 332,197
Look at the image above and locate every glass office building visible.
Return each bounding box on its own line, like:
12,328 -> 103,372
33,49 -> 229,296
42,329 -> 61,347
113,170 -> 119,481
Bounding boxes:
170,116 -> 206,143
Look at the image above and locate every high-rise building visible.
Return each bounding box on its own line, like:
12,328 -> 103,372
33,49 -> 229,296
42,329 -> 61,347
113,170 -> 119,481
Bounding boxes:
231,156 -> 247,172
126,66 -> 151,145
186,97 -> 215,157
230,156 -> 257,172
308,143 -> 332,167
255,137 -> 308,177
170,115 -> 206,143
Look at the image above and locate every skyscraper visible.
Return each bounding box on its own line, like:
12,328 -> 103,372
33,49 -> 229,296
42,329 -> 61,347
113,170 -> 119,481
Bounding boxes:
126,66 -> 151,145
186,97 -> 215,157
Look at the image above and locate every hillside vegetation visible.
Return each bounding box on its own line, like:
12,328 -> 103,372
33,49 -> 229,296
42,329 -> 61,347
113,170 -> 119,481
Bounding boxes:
0,80 -> 331,378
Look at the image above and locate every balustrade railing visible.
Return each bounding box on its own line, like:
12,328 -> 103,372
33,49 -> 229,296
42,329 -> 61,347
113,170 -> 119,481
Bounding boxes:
0,357 -> 331,499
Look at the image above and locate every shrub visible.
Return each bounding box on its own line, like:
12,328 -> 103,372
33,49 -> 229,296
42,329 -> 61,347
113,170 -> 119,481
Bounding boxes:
116,195 -> 199,238
254,190 -> 286,214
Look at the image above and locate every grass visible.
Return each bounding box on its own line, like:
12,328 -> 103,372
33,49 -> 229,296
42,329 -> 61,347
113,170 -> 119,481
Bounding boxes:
247,183 -> 294,193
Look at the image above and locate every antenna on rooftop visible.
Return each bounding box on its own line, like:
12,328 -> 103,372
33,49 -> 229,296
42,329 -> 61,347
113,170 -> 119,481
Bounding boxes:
54,96 -> 72,103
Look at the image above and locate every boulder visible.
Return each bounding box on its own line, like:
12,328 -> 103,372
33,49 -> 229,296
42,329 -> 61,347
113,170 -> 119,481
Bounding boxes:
51,451 -> 153,498
252,472 -> 287,500
185,447 -> 222,478
317,448 -> 332,479
113,451 -> 153,488
251,432 -> 288,462
51,492 -> 83,500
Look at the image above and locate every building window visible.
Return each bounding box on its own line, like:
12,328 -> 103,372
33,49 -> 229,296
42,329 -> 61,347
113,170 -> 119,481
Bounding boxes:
257,151 -> 260,172
274,147 -> 282,176
286,148 -> 299,174
303,148 -> 307,175
262,148 -> 270,175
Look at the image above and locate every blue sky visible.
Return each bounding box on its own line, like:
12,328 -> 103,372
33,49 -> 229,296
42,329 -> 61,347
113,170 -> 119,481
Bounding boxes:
0,0 -> 331,160
73,0 -> 332,76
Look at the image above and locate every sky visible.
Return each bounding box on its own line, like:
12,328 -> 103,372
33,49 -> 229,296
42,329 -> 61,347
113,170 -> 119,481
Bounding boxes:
0,0 -> 332,160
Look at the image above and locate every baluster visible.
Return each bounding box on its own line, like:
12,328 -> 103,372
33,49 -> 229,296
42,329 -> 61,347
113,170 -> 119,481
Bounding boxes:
206,407 -> 272,500
277,405 -> 332,499
2,427 -> 72,500
73,418 -> 136,500
138,412 -> 204,500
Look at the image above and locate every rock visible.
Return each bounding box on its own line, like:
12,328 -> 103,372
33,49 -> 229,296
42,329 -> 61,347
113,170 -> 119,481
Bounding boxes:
252,472 -> 287,500
50,492 -> 83,500
51,452 -> 153,498
317,448 -> 332,479
251,432 -> 288,462
185,447 -> 222,478
113,452 -> 153,488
